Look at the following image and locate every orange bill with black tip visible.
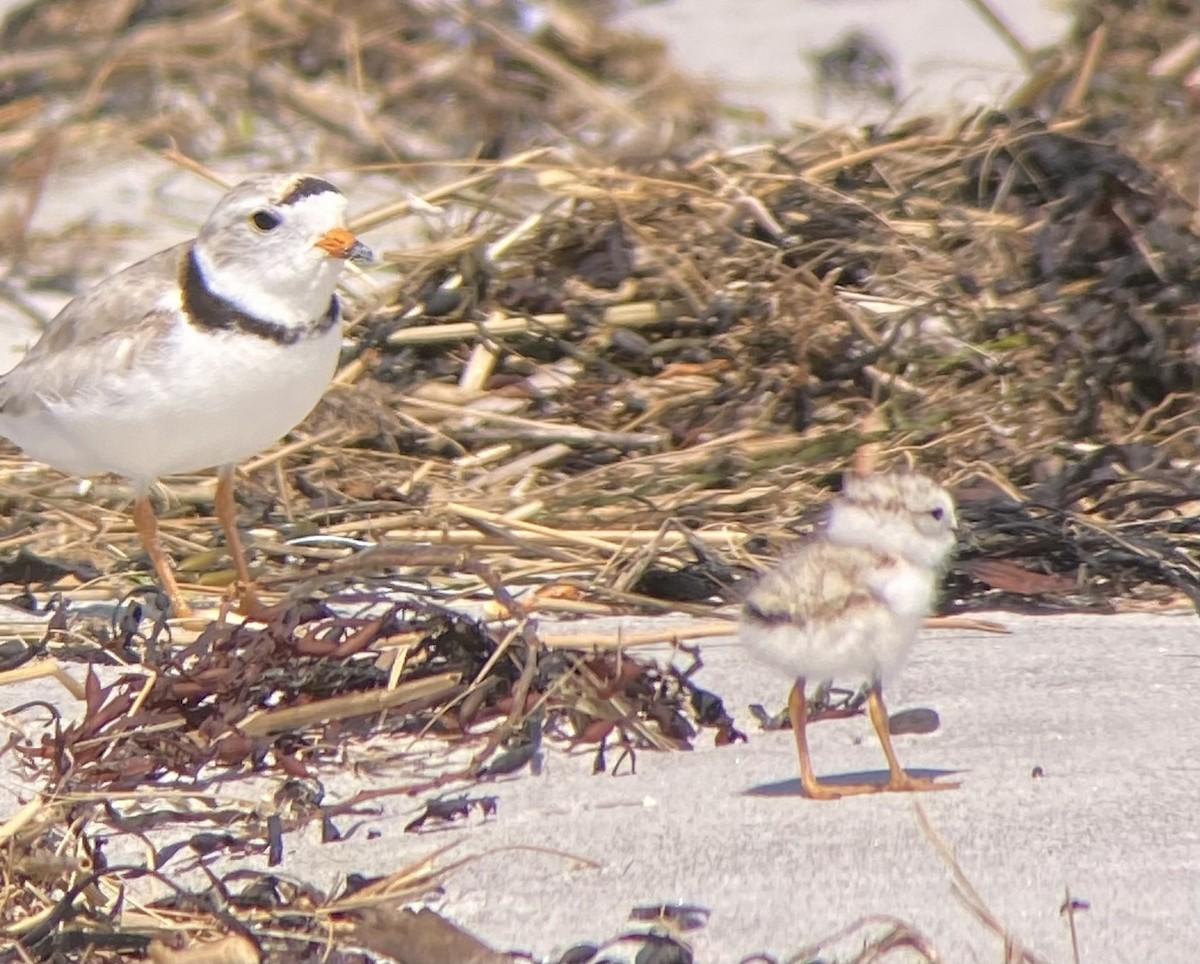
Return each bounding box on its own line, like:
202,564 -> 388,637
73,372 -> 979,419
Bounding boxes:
314,227 -> 373,263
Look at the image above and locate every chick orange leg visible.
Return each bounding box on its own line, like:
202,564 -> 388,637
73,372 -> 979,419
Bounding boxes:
789,679 -> 874,800
789,679 -> 885,799
215,467 -> 268,617
866,683 -> 959,793
789,679 -> 833,799
132,496 -> 193,618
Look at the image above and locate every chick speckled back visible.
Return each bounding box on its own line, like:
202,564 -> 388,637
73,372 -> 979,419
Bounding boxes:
739,470 -> 958,684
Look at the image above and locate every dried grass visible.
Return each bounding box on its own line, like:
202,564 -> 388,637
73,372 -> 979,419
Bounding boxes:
0,0 -> 1196,617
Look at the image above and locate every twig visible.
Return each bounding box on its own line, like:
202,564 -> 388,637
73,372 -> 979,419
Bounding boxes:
349,148 -> 556,234
914,803 -> 1055,964
1060,23 -> 1108,115
387,301 -> 686,346
400,395 -> 663,450
961,0 -> 1035,71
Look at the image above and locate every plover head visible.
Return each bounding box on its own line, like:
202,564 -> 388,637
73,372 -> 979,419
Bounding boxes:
191,173 -> 373,330
825,471 -> 958,569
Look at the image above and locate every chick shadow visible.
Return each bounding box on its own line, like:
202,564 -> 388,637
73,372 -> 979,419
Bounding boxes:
746,768 -> 962,798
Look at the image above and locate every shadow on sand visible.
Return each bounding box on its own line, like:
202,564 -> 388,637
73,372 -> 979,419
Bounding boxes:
745,768 -> 961,797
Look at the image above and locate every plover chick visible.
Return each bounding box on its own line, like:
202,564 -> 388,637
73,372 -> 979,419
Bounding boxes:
740,471 -> 959,800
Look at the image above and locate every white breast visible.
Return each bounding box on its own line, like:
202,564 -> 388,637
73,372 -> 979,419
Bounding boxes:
870,561 -> 937,618
6,318 -> 341,488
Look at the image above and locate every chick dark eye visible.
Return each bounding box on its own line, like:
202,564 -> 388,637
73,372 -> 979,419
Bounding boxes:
931,508 -> 945,521
250,210 -> 281,232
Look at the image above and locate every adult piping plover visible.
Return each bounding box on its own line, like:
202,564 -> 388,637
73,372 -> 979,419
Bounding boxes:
740,471 -> 959,800
0,173 -> 373,616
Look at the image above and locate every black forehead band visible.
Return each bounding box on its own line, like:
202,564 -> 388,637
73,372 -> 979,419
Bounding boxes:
277,176 -> 339,206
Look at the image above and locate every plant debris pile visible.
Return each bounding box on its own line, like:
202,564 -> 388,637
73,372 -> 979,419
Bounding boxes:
3,788 -> 485,963
8,588 -> 737,795
312,109 -> 1200,613
9,109 -> 1199,616
0,0 -> 715,172
0,0 -> 1196,614
2,580 -> 742,960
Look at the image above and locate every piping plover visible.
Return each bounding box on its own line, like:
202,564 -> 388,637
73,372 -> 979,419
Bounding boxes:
740,471 -> 958,799
0,173 -> 373,616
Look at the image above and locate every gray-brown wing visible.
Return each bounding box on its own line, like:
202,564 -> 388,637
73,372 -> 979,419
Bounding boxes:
742,540 -> 888,628
0,243 -> 189,414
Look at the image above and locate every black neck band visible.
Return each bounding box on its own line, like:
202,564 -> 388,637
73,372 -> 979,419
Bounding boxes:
181,246 -> 339,345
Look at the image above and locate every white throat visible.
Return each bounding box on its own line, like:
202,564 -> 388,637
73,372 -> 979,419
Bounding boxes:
193,242 -> 342,329
825,503 -> 951,569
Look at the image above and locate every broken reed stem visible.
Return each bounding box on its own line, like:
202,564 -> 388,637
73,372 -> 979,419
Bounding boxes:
538,621 -> 736,649
801,135 -> 956,181
469,442 -> 573,489
458,342 -> 499,394
1061,22 -> 1108,115
961,0 -> 1035,71
398,396 -> 663,450
1149,34 -> 1200,78
914,803 -> 1055,964
349,147 -> 557,234
0,660 -> 87,700
239,427 -> 344,476
313,520 -> 750,555
238,671 -> 461,736
447,503 -> 627,553
386,301 -> 684,346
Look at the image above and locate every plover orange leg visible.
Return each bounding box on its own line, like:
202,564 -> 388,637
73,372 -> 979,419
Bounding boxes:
132,495 -> 194,618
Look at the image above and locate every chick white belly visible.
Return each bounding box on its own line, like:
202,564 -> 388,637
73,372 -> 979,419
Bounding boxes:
740,609 -> 924,686
1,322 -> 341,488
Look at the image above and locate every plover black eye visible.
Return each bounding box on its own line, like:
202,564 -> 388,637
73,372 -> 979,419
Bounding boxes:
250,210 -> 282,232
930,507 -> 944,520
